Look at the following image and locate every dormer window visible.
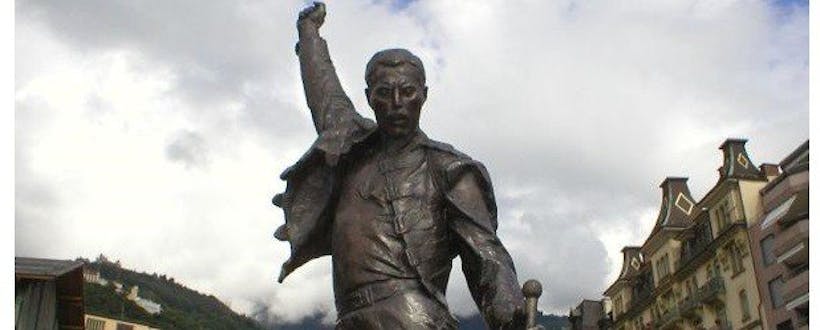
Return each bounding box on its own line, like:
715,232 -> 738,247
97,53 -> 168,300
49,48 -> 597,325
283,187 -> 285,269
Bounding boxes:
737,152 -> 749,169
675,193 -> 694,215
631,257 -> 641,270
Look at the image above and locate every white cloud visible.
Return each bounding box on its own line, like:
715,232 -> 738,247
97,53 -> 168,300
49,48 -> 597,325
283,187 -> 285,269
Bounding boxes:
16,0 -> 807,324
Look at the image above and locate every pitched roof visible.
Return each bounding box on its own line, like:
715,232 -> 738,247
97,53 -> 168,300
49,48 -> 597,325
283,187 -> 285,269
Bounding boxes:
15,257 -> 84,279
718,138 -> 766,181
779,140 -> 809,170
649,177 -> 695,236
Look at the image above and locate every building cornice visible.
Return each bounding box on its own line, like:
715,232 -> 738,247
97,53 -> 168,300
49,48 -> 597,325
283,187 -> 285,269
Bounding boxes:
779,140 -> 809,169
759,162 -> 809,195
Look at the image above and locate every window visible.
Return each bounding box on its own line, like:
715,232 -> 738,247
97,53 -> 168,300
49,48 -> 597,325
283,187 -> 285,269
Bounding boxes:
769,276 -> 785,308
631,257 -> 641,270
675,193 -> 694,215
116,323 -> 135,330
684,279 -> 694,297
740,290 -> 751,320
715,200 -> 731,232
656,254 -> 670,280
737,152 -> 750,168
760,235 -> 776,266
796,305 -> 808,326
730,243 -> 745,274
715,305 -> 728,328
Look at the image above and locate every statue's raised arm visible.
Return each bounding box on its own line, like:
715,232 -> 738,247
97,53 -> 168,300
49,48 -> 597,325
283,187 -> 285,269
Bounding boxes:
296,2 -> 369,134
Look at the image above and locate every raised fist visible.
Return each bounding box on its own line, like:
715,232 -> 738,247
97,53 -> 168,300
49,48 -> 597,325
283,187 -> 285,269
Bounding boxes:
297,2 -> 326,30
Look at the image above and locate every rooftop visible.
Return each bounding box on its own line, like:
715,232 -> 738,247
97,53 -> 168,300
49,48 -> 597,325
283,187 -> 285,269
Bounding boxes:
15,257 -> 84,280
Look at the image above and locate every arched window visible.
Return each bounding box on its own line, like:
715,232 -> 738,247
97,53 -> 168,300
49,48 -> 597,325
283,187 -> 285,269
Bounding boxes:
740,289 -> 751,320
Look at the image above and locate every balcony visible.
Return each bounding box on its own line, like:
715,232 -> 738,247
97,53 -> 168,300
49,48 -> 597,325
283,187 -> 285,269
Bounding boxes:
628,288 -> 653,312
655,307 -> 682,330
699,277 -> 726,306
774,218 -> 808,268
783,270 -> 809,310
676,223 -> 713,272
678,294 -> 702,320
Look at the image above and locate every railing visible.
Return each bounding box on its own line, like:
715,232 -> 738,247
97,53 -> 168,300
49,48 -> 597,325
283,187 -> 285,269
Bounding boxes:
630,288 -> 653,310
617,287 -> 654,324
773,218 -> 808,268
678,293 -> 701,318
699,276 -> 725,305
654,307 -> 681,329
677,241 -> 710,269
676,221 -> 713,273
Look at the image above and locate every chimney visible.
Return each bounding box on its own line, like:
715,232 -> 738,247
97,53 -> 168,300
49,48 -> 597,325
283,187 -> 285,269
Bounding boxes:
718,138 -> 765,180
759,163 -> 781,177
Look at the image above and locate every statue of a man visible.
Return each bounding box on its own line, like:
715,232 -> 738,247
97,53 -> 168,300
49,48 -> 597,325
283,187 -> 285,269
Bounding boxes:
273,3 -> 526,329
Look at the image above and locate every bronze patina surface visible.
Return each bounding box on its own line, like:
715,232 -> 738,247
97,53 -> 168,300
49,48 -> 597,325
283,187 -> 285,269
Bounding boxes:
273,3 -> 530,329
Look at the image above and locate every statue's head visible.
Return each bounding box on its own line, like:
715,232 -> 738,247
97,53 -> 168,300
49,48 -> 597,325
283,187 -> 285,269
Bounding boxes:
365,49 -> 427,138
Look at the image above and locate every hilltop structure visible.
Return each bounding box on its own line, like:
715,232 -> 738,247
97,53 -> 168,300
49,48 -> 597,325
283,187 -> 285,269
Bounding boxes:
571,138 -> 809,330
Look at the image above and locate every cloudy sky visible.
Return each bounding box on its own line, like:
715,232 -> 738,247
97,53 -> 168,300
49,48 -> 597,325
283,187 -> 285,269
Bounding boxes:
15,0 -> 808,325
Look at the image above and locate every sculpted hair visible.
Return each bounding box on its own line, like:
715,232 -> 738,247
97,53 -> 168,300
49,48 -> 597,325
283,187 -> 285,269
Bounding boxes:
365,48 -> 426,86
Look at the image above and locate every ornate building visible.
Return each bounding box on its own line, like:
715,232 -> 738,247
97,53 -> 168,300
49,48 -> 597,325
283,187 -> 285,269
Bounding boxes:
570,299 -> 612,330
583,138 -> 808,330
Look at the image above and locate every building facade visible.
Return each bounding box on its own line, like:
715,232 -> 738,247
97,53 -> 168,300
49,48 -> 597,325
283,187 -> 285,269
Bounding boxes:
588,138 -> 808,330
15,257 -> 86,330
570,299 -> 613,330
748,141 -> 809,330
85,314 -> 159,330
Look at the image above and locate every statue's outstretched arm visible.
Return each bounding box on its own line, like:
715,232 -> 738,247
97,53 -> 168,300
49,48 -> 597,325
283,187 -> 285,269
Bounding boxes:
296,2 -> 361,134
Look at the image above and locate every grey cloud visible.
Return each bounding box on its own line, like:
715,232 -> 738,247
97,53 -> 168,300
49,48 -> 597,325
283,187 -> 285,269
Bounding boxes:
15,101 -> 67,258
18,0 -> 308,143
165,130 -> 209,168
494,189 -> 613,310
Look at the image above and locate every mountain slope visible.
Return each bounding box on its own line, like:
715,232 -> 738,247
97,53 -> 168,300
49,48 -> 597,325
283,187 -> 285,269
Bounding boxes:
84,258 -> 261,329
83,257 -> 568,329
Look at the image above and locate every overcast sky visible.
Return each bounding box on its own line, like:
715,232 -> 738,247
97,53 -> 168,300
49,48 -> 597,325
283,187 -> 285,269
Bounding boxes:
15,0 -> 808,325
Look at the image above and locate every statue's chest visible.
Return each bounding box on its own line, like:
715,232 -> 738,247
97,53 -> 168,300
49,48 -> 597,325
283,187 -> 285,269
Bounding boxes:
337,147 -> 445,235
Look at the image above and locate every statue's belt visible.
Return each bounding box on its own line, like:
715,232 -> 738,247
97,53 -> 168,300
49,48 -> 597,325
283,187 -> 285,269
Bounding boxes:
337,279 -> 424,316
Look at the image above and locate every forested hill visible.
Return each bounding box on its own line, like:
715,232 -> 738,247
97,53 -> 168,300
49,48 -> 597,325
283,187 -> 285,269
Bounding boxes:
83,257 -> 568,329
83,258 -> 261,329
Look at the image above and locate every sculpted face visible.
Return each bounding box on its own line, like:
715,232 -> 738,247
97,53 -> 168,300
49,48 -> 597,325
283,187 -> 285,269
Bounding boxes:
366,65 -> 427,139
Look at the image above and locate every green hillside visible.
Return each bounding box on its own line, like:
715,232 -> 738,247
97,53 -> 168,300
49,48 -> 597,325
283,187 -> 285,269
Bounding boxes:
83,258 -> 261,330
82,257 -> 568,330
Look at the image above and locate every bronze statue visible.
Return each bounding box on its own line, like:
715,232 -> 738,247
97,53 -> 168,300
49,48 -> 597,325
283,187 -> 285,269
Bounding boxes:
273,3 -> 533,329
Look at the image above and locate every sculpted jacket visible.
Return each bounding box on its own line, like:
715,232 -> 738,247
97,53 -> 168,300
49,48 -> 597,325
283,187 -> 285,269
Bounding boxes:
273,28 -> 523,326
